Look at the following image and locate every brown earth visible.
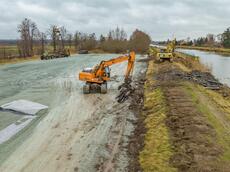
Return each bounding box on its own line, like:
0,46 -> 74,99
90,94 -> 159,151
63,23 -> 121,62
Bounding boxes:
154,61 -> 230,171
115,63 -> 147,172
126,78 -> 146,172
127,54 -> 230,172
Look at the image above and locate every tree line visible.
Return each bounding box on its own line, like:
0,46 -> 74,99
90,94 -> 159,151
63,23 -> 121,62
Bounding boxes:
13,18 -> 151,58
176,27 -> 230,48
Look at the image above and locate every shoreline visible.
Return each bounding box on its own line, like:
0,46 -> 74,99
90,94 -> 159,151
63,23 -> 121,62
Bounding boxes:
176,45 -> 230,55
0,53 -> 77,65
0,51 -> 137,66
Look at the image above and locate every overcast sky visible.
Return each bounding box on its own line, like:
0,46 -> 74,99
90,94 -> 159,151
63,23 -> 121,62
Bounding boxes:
0,0 -> 229,41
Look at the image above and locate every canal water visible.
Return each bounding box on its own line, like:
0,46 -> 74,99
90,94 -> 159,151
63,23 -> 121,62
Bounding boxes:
177,49 -> 230,87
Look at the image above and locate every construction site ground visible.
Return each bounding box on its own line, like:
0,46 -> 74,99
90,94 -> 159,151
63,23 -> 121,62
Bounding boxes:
0,53 -> 230,172
0,54 -> 147,172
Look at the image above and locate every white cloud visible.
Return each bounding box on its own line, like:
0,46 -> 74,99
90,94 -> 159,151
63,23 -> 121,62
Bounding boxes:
17,1 -> 53,15
0,0 -> 229,40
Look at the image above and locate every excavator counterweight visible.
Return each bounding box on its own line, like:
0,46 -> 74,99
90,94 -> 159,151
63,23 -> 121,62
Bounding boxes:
79,52 -> 135,94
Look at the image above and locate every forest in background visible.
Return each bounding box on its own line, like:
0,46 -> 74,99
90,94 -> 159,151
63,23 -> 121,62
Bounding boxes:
0,18 -> 151,59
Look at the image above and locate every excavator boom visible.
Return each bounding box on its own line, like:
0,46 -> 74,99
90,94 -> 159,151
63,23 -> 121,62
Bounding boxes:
96,51 -> 135,80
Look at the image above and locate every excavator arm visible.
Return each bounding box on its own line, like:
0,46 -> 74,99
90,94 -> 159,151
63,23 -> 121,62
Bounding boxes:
166,39 -> 176,53
95,51 -> 135,80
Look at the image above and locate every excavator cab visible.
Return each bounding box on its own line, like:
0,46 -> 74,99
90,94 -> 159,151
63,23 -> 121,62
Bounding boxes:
104,66 -> 110,78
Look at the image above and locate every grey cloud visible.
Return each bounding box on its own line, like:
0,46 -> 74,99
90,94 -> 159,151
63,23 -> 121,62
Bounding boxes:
0,0 -> 229,40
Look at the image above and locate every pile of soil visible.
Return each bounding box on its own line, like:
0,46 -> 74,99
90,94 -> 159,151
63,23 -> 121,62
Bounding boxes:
116,78 -> 146,103
116,79 -> 135,103
187,70 -> 222,89
156,62 -> 222,90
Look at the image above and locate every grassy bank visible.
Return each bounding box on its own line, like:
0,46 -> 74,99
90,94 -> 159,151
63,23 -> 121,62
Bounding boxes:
174,52 -> 210,72
138,48 -> 230,171
177,45 -> 230,55
139,59 -> 176,172
0,56 -> 40,65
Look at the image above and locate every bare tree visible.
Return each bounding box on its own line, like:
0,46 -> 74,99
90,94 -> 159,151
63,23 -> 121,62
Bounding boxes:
38,32 -> 46,54
60,26 -> 67,50
99,34 -> 106,43
18,18 -> 39,57
74,31 -> 81,50
67,33 -> 73,48
48,25 -> 60,52
101,27 -> 128,53
30,22 -> 38,55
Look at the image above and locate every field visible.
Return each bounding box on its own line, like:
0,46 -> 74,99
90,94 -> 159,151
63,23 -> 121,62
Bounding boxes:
0,45 -> 19,59
0,45 -> 76,64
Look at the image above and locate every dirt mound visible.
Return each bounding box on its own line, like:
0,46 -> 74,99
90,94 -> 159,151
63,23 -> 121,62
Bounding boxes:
187,70 -> 222,89
116,79 -> 135,103
156,63 -> 222,90
116,78 -> 145,103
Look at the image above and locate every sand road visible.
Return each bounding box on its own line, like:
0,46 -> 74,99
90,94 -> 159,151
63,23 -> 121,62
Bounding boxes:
0,54 -> 146,172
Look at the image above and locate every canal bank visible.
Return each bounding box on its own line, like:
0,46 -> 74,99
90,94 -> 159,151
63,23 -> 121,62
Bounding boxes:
177,49 -> 230,87
176,46 -> 230,55
134,50 -> 230,172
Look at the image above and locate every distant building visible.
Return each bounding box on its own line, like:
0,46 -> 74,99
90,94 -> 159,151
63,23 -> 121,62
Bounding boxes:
206,34 -> 214,43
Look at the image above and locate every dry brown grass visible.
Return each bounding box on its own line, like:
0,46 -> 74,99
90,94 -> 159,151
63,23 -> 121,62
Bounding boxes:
0,55 -> 40,65
174,52 -> 211,72
139,61 -> 176,172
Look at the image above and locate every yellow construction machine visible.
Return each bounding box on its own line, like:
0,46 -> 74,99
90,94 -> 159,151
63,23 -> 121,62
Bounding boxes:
79,52 -> 135,94
148,45 -> 157,57
157,39 -> 176,62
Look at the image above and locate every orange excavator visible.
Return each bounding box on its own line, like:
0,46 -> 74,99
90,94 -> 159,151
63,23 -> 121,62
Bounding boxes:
79,51 -> 135,94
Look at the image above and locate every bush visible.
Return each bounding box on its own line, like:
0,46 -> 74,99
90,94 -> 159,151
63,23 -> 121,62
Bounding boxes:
129,29 -> 151,54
